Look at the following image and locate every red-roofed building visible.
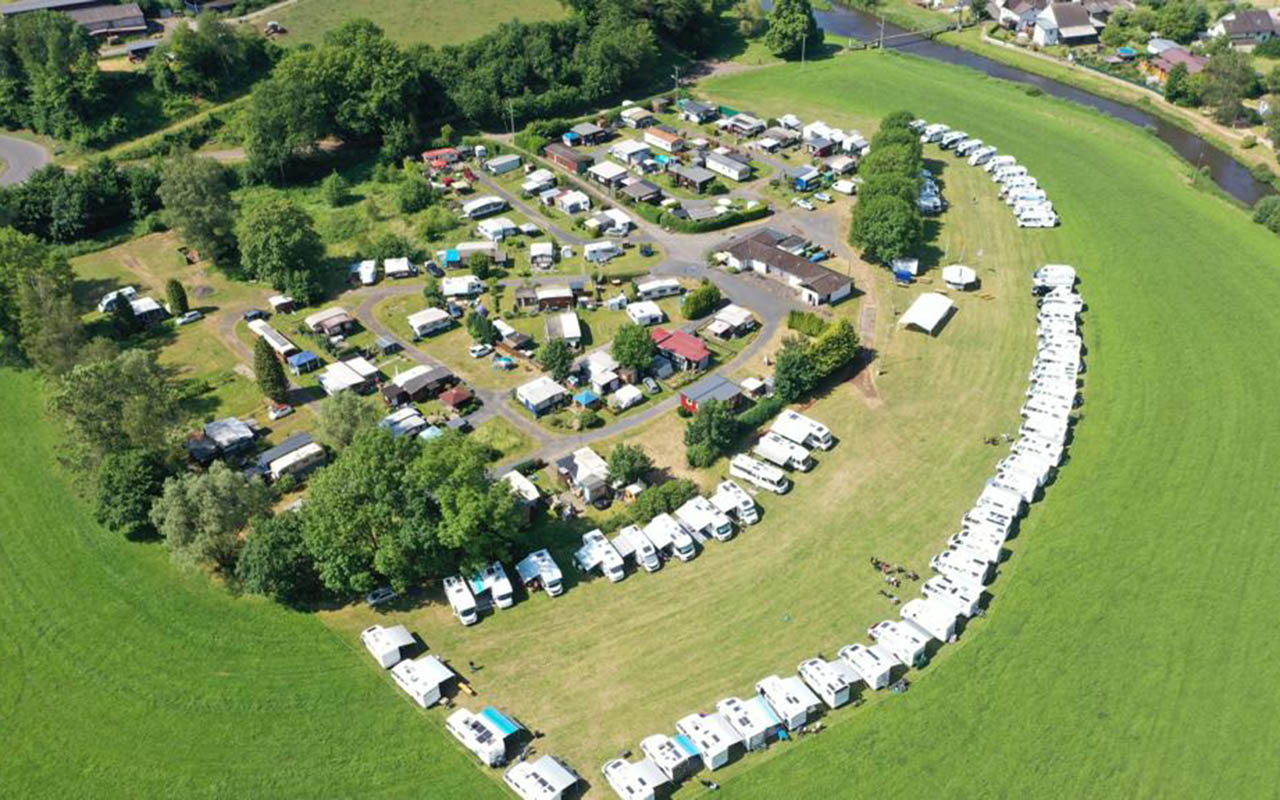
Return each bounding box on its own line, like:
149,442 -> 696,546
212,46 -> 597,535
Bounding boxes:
439,385 -> 474,409
421,147 -> 460,169
652,327 -> 712,372
1141,48 -> 1209,82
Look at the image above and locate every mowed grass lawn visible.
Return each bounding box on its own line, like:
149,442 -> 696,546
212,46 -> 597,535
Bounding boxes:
698,51 -> 1280,797
268,0 -> 566,48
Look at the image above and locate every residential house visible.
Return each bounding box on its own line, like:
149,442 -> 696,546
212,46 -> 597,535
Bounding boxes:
589,161 -> 630,188
725,113 -> 765,137
493,319 -> 533,351
987,0 -> 1048,30
644,126 -> 684,153
705,151 -> 752,182
651,327 -> 712,371
421,147 -> 461,168
806,136 -> 837,157
551,188 -> 592,213
1142,47 -> 1208,82
706,304 -> 757,339
521,168 -> 556,195
621,179 -> 663,204
761,126 -> 801,147
578,349 -> 621,395
722,229 -> 853,306
384,365 -> 455,404
611,139 -> 653,165
461,195 -> 508,219
827,154 -> 857,175
530,242 -> 557,269
789,165 -> 822,192
544,311 -> 582,348
625,300 -> 665,326
566,121 -> 607,145
1211,9 -> 1276,46
678,99 -> 719,124
516,375 -> 568,416
536,286 -> 576,312
680,374 -> 744,413
1033,3 -> 1099,46
585,240 -> 622,263
439,385 -> 473,410
544,142 -> 593,175
68,2 -> 146,36
621,106 -> 656,128
477,216 -> 518,242
514,286 -> 539,311
669,163 -> 716,193
555,447 -> 611,502
635,278 -> 682,300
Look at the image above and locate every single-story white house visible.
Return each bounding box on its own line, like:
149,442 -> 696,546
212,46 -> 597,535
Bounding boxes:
516,375 -> 568,415
626,300 -> 665,326
589,161 -> 630,187
585,240 -> 622,263
705,151 -> 751,181
544,311 -> 582,348
477,216 -> 518,242
530,241 -> 557,268
612,138 -> 653,164
635,277 -> 682,300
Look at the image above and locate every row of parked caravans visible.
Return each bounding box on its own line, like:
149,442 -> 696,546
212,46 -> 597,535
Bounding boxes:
910,118 -> 1059,229
600,265 -> 1086,800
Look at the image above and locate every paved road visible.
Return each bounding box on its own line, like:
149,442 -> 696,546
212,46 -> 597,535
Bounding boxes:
0,135 -> 52,185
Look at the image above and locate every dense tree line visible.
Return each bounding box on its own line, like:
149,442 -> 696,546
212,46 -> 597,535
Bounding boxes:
0,11 -> 105,142
764,0 -> 822,59
147,14 -> 275,100
0,159 -> 160,243
849,110 -> 925,264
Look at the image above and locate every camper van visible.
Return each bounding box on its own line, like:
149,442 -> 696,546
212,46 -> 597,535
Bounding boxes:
837,643 -> 894,691
901,597 -> 959,643
639,734 -> 698,782
674,713 -> 742,771
868,620 -> 930,668
984,154 -> 1017,173
514,549 -> 564,597
642,513 -> 697,562
675,496 -> 735,542
968,146 -> 998,166
443,575 -> 480,625
361,624 -> 415,668
753,431 -> 813,472
919,123 -> 950,143
939,130 -> 968,149
998,176 -> 1038,196
730,454 -> 791,495
613,524 -> 661,572
470,561 -> 515,609
1017,208 -> 1059,228
930,547 -> 995,586
908,118 -> 928,133
602,757 -> 670,800
770,409 -> 834,450
574,529 -> 626,582
447,707 -> 513,766
923,574 -> 984,618
798,658 -> 855,709
1007,187 -> 1047,207
755,675 -> 822,731
993,164 -> 1028,183
391,655 -> 454,708
954,138 -> 983,157
709,480 -> 759,525
715,696 -> 781,751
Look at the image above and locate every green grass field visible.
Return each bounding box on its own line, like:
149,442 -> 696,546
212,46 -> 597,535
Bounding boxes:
268,0 -> 566,48
6,45 -> 1280,799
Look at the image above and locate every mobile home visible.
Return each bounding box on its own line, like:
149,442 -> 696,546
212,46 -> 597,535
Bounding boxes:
443,575 -> 480,625
504,755 -> 579,800
360,624 -> 416,669
869,620 -> 930,668
639,734 -> 698,782
729,454 -> 791,494
755,675 -> 822,731
461,195 -> 508,219
641,514 -> 697,562
798,658 -> 854,709
922,574 -> 983,618
674,712 -> 742,770
715,696 -> 781,751
837,643 -> 894,691
267,442 -> 326,482
602,757 -> 670,800
390,655 -> 454,708
514,549 -> 564,597
447,707 -> 521,766
675,496 -> 735,542
753,431 -> 813,472
901,597 -> 959,643
574,529 -> 626,582
709,480 -> 759,525
769,409 -> 834,450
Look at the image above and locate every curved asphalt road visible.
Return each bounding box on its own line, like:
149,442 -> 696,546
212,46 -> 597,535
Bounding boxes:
0,135 -> 52,185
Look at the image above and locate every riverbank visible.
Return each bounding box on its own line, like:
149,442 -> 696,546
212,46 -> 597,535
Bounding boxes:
940,28 -> 1278,188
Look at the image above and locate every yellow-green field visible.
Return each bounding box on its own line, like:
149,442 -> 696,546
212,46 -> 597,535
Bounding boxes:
267,0 -> 567,48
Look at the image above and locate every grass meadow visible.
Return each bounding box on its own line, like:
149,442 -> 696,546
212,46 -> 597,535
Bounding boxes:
267,0 -> 567,48
5,46 -> 1280,799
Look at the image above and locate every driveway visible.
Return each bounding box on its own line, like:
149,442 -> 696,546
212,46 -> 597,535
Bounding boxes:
0,135 -> 52,185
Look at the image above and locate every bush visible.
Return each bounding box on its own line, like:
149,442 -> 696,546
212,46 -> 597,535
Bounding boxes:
1242,134 -> 1257,149
1250,161 -> 1274,184
786,309 -> 829,336
397,177 -> 435,213
736,394 -> 785,430
681,281 -> 722,320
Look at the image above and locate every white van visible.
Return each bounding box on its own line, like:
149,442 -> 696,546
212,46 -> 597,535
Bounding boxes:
1007,187 -> 1047,207
954,138 -> 983,156
675,496 -> 735,542
642,513 -> 697,562
993,164 -> 1028,183
968,146 -> 998,166
443,575 -> 479,625
998,176 -> 1038,196
613,524 -> 661,572
984,154 -> 1016,173
710,480 -> 759,525
939,130 -> 967,149
920,122 -> 950,143
730,454 -> 790,495
1017,208 -> 1059,228
753,432 -> 813,472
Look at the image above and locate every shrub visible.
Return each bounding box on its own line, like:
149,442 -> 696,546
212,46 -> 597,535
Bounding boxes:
736,395 -> 785,430
787,309 -> 829,336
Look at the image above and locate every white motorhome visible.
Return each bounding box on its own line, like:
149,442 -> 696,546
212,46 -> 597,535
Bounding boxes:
443,575 -> 479,625
998,176 -> 1038,196
461,194 -> 508,219
770,409 -> 834,450
715,696 -> 782,751
753,431 -> 813,472
504,755 -> 579,800
515,549 -> 564,597
930,547 -> 995,586
639,733 -> 698,782
984,154 -> 1017,173
755,674 -> 822,731
675,712 -> 743,771
447,707 -> 511,766
730,454 -> 790,495
709,480 -> 759,525
613,524 -> 661,572
798,658 -> 855,709
575,529 -> 626,582
1007,187 -> 1047,207
901,597 -> 959,643
467,562 -> 515,610
993,164 -> 1028,183
1017,208 -> 1059,228
360,624 -> 415,668
955,138 -> 983,156
919,122 -> 950,143
642,513 -> 697,562
922,574 -> 983,618
675,496 -> 735,542
939,130 -> 968,149
868,620 -> 930,668
837,643 -> 894,691
391,655 -> 454,708
602,757 -> 670,800
968,146 -> 998,166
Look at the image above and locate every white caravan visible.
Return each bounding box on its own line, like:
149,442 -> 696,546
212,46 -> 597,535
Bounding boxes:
675,496 -> 736,542
391,655 -> 454,708
838,643 -> 894,690
709,480 -> 760,525
642,513 -> 697,562
922,574 -> 984,618
755,674 -> 822,731
868,619 -> 931,668
730,454 -> 790,494
753,432 -> 813,472
574,529 -> 626,582
770,409 -> 834,450
613,524 -> 661,572
901,597 -> 960,642
443,576 -> 479,626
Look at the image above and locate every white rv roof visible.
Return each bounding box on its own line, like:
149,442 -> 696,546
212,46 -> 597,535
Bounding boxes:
639,733 -> 693,777
756,674 -> 821,719
636,277 -> 680,294
675,712 -> 742,756
901,597 -> 957,641
391,655 -> 454,694
517,376 -> 567,406
730,453 -> 786,483
361,624 -> 415,657
443,575 -> 477,612
502,471 -> 541,503
505,755 -> 578,800
838,643 -> 893,682
575,529 -> 623,573
515,549 -> 562,586
798,658 -> 852,697
715,696 -> 779,740
602,757 -> 669,800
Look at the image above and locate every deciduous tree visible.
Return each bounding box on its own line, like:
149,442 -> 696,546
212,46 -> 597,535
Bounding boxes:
158,153 -> 237,266
236,193 -> 325,300
95,448 -> 169,540
764,0 -> 823,59
611,322 -> 657,372
166,278 -> 189,315
539,337 -> 575,382
150,462 -> 274,570
608,443 -> 653,485
236,512 -> 324,605
316,389 -> 381,448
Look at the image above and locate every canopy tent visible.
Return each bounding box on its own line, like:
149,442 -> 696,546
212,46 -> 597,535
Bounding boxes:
899,292 -> 956,335
942,265 -> 978,290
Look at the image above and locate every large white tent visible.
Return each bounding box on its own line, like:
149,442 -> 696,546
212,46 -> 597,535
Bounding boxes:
899,292 -> 956,335
942,265 -> 978,290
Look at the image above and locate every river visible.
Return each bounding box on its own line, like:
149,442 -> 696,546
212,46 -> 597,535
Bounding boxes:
762,0 -> 1270,205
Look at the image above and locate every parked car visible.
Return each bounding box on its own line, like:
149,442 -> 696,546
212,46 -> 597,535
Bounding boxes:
242,309 -> 267,322
175,310 -> 203,326
813,192 -> 833,204
366,586 -> 397,607
268,403 -> 294,420
792,198 -> 815,211
643,377 -> 660,394
469,343 -> 494,358
426,261 -> 445,278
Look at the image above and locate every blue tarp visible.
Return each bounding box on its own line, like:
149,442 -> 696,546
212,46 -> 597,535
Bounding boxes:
563,131 -> 581,143
481,706 -> 522,737
574,390 -> 599,406
443,249 -> 461,264
894,269 -> 915,284
287,350 -> 321,373
674,734 -> 699,757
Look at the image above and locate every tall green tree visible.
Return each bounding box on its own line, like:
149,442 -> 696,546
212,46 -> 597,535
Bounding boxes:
810,318 -> 860,377
321,171 -> 349,207
1200,50 -> 1257,125
50,349 -> 179,459
95,449 -> 169,540
849,194 -> 923,263
148,14 -> 272,99
17,272 -> 84,373
316,390 -> 381,448
1157,0 -> 1208,45
237,512 -> 324,605
684,398 -> 738,467
110,294 -> 139,338
466,311 -> 498,344
0,226 -> 73,342
166,278 -> 189,316
151,462 -> 274,570
158,153 -> 237,266
682,281 -> 722,319
236,193 -> 325,300
254,336 -> 289,403
539,337 -> 575,382
611,322 -> 657,372
774,334 -> 819,402
764,0 -> 823,59
608,443 -> 653,485
1,11 -> 104,140
1164,62 -> 1197,106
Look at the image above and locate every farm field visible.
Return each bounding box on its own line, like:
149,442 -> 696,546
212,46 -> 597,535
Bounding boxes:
4,45 -> 1280,800
266,0 -> 567,48
700,51 -> 1280,796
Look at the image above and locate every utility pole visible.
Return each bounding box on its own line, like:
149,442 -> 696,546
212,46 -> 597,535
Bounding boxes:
672,65 -> 680,92
507,100 -> 515,136
879,16 -> 885,49
801,33 -> 807,66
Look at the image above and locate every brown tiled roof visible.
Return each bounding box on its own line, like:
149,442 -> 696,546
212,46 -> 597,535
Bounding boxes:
726,231 -> 851,297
